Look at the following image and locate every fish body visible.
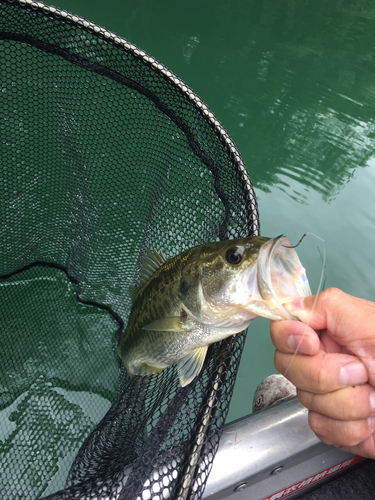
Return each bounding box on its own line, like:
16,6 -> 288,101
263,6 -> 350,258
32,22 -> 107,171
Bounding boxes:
118,236 -> 311,386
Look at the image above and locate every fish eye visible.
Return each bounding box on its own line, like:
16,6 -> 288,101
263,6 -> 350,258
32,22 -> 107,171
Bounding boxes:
225,247 -> 244,266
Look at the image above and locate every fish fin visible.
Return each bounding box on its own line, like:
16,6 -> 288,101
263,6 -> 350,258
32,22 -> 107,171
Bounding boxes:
139,248 -> 167,286
143,316 -> 187,332
129,285 -> 140,303
177,346 -> 208,387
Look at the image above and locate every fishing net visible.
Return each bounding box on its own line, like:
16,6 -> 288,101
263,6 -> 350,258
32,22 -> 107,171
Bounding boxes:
0,1 -> 259,498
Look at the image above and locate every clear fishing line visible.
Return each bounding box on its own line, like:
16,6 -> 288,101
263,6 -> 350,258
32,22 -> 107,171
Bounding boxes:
282,232 -> 326,378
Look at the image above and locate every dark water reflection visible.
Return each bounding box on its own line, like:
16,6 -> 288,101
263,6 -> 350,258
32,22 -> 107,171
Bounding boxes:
204,0 -> 375,203
57,0 -> 375,202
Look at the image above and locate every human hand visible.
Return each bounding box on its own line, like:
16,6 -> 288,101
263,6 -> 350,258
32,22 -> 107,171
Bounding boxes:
270,287 -> 375,458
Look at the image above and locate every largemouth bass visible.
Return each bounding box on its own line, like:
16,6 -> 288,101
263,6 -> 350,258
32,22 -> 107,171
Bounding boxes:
118,236 -> 311,386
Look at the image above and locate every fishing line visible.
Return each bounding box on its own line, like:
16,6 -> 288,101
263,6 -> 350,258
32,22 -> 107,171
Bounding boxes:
282,232 -> 326,378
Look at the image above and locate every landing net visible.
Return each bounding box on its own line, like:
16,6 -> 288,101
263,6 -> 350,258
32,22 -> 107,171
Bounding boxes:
0,2 -> 259,498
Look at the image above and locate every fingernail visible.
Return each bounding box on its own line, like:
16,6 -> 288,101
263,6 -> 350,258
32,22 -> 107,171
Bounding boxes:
284,297 -> 305,312
287,335 -> 312,354
340,360 -> 368,386
287,335 -> 299,351
368,416 -> 375,429
370,391 -> 375,413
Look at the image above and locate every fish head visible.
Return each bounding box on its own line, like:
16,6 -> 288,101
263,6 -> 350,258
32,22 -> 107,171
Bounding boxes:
186,235 -> 311,327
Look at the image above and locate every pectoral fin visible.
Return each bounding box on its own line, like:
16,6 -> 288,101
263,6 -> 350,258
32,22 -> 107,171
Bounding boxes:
142,316 -> 187,332
177,346 -> 208,387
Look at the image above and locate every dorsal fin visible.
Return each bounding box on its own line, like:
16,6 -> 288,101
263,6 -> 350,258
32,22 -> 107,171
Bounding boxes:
129,285 -> 140,304
139,248 -> 167,286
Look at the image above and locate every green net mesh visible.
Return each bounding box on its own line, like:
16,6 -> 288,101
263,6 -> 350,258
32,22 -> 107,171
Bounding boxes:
0,1 -> 259,498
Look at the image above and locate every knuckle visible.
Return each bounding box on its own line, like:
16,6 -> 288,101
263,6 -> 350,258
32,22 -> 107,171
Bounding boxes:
308,410 -> 326,436
313,359 -> 331,393
321,287 -> 343,303
309,411 -> 369,448
344,388 -> 366,419
342,425 -> 368,447
273,350 -> 284,372
297,388 -> 313,409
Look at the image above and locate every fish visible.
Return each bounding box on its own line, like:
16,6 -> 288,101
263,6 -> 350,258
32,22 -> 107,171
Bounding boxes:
118,235 -> 311,387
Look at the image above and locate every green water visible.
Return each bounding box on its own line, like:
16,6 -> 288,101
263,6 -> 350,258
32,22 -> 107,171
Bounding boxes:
51,0 -> 375,421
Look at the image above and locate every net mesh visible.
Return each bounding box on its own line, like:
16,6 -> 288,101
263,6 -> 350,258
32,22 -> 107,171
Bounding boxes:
0,1 -> 259,498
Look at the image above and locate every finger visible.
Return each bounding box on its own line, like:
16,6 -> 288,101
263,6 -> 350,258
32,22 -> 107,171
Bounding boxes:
270,319 -> 320,355
286,289 -> 375,387
309,410 -> 375,450
285,288 -> 375,348
274,350 -> 368,393
337,432 -> 375,459
319,330 -> 344,354
297,384 -> 375,420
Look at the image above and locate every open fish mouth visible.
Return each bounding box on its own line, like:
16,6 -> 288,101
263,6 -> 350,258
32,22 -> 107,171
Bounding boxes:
256,235 -> 312,320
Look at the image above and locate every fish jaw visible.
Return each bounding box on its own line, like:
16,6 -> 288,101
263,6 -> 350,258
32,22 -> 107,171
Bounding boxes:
242,236 -> 312,321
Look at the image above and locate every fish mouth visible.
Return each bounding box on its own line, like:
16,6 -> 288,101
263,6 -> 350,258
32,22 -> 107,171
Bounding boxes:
254,235 -> 312,320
